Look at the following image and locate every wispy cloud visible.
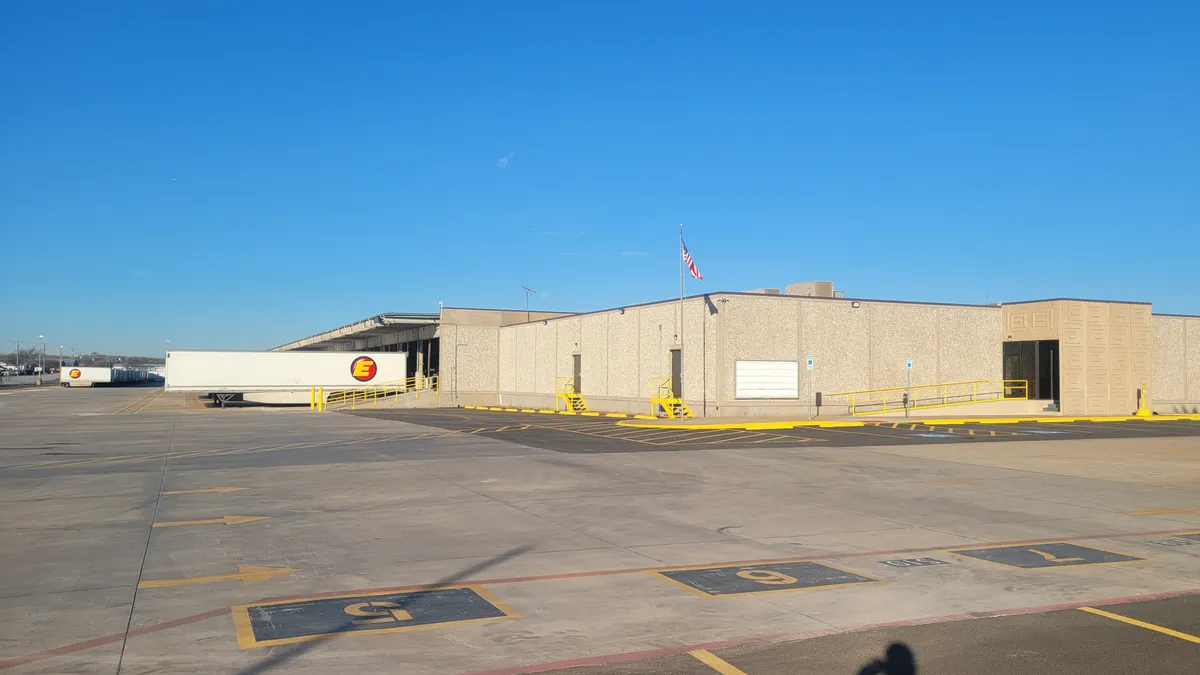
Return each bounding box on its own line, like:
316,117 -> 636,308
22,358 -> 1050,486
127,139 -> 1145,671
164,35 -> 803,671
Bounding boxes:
620,251 -> 647,257
496,152 -> 514,169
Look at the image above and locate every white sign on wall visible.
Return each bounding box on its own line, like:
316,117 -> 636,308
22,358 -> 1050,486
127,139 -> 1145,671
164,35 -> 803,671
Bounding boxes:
735,360 -> 799,399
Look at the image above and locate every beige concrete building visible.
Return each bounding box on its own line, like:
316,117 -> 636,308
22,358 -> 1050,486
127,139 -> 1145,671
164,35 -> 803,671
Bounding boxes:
277,284 -> 1200,417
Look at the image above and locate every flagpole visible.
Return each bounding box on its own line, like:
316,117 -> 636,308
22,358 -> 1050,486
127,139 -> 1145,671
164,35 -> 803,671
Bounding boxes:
679,224 -> 684,399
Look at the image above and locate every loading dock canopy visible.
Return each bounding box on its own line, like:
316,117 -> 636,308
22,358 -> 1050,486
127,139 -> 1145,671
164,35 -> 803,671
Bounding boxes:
273,313 -> 439,352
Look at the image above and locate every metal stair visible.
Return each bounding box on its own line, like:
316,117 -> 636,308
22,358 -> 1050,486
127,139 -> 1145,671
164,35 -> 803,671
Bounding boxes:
657,397 -> 692,418
555,377 -> 589,413
561,392 -> 589,412
649,377 -> 693,418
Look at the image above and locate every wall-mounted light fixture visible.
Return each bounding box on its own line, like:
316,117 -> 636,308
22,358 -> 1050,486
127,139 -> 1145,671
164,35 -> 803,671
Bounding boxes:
851,301 -> 861,308
618,307 -> 625,314
542,320 -> 548,325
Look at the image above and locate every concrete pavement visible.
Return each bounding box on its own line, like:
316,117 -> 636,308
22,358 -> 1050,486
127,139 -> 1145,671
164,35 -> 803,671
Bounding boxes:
0,388 -> 1197,674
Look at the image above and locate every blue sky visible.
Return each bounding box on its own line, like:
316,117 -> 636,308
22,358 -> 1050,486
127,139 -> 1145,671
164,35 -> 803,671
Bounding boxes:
2,1 -> 1197,354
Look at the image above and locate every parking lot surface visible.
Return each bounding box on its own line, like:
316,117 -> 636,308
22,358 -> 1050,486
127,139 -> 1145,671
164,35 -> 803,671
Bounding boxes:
1,388 -> 1198,674
352,407 -> 1200,452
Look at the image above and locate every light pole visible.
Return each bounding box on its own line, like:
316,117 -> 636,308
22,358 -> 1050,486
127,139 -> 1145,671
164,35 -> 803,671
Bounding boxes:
38,335 -> 44,384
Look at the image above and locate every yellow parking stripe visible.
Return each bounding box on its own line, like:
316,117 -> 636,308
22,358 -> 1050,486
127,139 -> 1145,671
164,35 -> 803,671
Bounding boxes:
1078,607 -> 1200,644
689,649 -> 749,675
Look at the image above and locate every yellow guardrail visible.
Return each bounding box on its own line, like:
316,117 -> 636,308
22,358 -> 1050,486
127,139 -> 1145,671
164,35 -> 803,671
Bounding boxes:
555,376 -> 589,412
313,375 -> 439,411
824,379 -> 1028,416
647,376 -> 691,418
555,376 -> 577,396
649,376 -> 673,399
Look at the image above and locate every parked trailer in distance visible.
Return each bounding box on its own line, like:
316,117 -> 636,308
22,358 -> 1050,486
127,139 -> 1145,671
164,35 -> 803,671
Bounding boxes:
60,367 -> 149,387
164,350 -> 408,406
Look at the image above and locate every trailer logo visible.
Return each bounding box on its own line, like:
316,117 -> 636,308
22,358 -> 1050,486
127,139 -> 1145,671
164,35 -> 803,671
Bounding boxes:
350,357 -> 378,382
69,369 -> 81,379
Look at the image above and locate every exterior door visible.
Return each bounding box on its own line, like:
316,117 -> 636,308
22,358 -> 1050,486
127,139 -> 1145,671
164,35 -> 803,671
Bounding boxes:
572,354 -> 581,393
670,349 -> 682,398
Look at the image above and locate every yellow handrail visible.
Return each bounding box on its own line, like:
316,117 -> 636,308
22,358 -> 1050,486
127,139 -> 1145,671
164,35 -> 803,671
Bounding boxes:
555,376 -> 576,395
554,377 -> 578,412
648,377 -> 684,417
648,376 -> 673,398
823,379 -> 1028,416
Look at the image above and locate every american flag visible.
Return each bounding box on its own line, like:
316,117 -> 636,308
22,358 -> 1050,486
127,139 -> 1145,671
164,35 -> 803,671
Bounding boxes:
682,238 -> 703,280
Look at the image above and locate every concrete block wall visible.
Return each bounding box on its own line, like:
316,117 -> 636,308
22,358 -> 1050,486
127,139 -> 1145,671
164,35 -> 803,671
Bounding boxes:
482,298 -> 713,413
1152,314 -> 1200,413
438,323 -> 500,396
715,295 -> 1001,416
481,293 -> 1002,417
1003,300 -> 1153,416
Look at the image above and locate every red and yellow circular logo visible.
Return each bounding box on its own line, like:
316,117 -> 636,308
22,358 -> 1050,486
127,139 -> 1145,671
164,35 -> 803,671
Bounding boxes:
69,369 -> 81,379
350,356 -> 377,382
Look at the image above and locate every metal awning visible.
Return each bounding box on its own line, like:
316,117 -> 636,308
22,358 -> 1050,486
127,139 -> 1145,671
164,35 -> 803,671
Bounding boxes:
273,313 -> 439,351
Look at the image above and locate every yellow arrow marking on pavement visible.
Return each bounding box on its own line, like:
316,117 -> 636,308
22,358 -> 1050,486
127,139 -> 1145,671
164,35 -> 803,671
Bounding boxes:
152,515 -> 268,528
160,487 -> 249,495
138,565 -> 299,589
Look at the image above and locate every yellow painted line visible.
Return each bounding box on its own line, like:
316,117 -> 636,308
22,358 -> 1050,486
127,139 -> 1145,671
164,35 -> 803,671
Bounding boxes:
580,411 -> 601,417
519,409 -> 537,413
160,487 -> 249,495
152,515 -> 268,528
604,412 -> 628,418
686,430 -> 756,444
915,416 -> 1199,424
652,430 -> 746,446
614,420 -> 864,430
632,414 -> 657,420
464,405 -> 476,409
1078,606 -> 1200,644
1128,507 -> 1199,516
487,407 -> 503,411
689,649 -> 749,675
537,409 -> 557,414
503,408 -> 519,412
556,410 -> 577,415
139,565 -> 299,590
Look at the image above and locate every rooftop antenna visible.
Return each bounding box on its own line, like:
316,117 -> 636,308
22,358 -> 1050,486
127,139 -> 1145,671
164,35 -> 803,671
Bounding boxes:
521,285 -> 537,322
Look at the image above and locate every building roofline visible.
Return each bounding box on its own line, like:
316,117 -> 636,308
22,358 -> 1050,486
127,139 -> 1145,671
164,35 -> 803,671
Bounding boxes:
441,305 -> 576,315
273,312 -> 439,351
1001,297 -> 1153,306
1153,312 -> 1200,319
498,290 -> 999,327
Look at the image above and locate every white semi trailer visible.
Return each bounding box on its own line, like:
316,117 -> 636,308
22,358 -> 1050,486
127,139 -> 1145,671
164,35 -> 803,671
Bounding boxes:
60,366 -> 150,387
164,350 -> 408,406
61,366 -> 113,387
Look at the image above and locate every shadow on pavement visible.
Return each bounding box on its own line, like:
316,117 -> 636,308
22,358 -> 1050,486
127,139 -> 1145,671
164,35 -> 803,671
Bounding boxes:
858,643 -> 916,675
